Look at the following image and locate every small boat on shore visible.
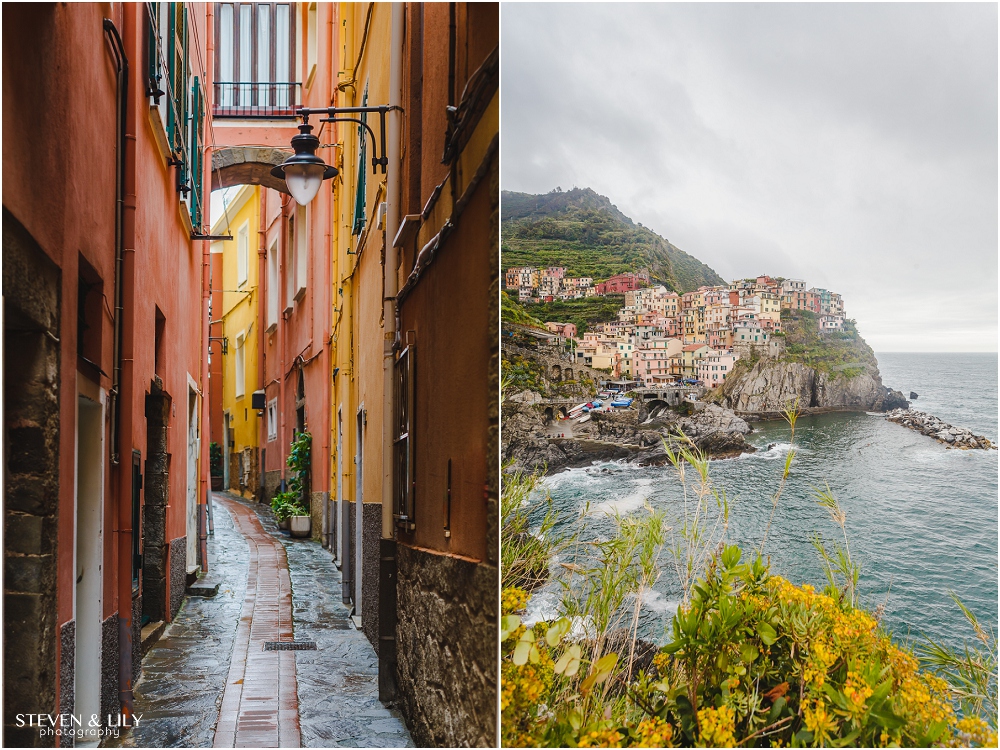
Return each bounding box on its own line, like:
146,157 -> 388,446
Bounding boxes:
576,414 -> 591,423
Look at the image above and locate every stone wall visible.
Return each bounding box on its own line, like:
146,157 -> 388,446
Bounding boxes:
361,503 -> 381,653
3,209 -> 61,748
502,341 -> 607,393
143,386 -> 171,622
262,470 -> 281,504
100,614 -> 120,723
310,491 -> 326,544
168,537 -> 187,620
59,620 -> 75,747
228,448 -> 260,498
395,546 -> 497,747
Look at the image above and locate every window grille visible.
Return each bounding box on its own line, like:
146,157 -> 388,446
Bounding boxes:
214,2 -> 298,117
393,345 -> 415,530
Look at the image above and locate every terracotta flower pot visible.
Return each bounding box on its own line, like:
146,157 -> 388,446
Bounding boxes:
290,515 -> 311,538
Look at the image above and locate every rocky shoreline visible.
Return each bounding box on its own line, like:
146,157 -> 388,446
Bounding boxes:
883,409 -> 995,450
502,399 -> 757,475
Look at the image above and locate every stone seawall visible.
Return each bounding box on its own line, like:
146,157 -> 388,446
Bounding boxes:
884,409 -> 995,450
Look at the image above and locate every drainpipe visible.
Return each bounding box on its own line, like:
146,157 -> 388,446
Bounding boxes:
104,17 -> 126,468
258,188 -> 267,499
103,12 -> 140,720
378,0 -> 404,703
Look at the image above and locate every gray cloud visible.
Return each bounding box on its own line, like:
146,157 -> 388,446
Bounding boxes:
502,2 -> 998,352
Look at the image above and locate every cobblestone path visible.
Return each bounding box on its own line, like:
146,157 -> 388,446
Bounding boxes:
112,493 -> 412,748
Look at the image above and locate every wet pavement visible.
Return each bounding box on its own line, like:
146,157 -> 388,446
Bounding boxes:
110,492 -> 412,748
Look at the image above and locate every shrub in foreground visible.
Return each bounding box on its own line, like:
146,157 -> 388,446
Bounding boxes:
501,546 -> 997,748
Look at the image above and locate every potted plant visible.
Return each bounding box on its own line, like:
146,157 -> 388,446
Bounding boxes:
288,501 -> 310,538
275,431 -> 313,536
271,490 -> 296,530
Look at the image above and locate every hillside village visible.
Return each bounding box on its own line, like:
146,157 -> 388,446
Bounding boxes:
505,269 -> 846,388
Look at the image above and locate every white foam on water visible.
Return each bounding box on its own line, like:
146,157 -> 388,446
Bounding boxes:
743,441 -> 798,461
626,587 -> 680,617
641,588 -> 680,615
590,477 -> 654,515
521,588 -> 561,627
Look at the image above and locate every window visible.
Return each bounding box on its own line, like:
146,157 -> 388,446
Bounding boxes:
214,2 -> 297,116
352,84 -> 369,235
393,345 -> 415,530
235,332 -> 246,399
266,239 -> 278,329
284,213 -> 295,310
307,3 -> 318,83
267,398 -> 277,441
237,221 -> 249,286
146,3 -> 203,225
295,204 -> 307,298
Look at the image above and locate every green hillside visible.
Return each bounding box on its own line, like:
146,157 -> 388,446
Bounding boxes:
501,188 -> 726,293
500,291 -> 546,329
778,309 -> 876,375
526,295 -> 626,336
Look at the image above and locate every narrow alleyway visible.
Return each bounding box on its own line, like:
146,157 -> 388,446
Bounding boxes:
112,494 -> 412,748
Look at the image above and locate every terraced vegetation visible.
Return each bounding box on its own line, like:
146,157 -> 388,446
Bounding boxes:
501,188 -> 726,293
526,295 -> 626,336
779,309 -> 877,377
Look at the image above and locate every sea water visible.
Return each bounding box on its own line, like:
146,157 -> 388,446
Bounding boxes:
527,353 -> 998,652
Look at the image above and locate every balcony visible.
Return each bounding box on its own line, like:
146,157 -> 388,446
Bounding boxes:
213,82 -> 301,118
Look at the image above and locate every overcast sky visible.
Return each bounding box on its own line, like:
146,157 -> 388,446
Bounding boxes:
502,3 -> 998,352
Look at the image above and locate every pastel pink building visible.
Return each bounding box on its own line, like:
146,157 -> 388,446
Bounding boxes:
545,321 -> 578,338
699,350 -> 740,389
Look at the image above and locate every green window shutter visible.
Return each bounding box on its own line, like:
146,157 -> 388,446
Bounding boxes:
175,6 -> 190,195
167,2 -> 176,146
146,3 -> 162,101
351,86 -> 368,236
190,77 -> 203,226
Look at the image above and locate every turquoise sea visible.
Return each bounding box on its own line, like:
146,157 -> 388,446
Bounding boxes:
527,352 -> 998,653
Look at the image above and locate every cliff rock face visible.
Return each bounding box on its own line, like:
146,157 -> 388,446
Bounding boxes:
715,360 -> 908,414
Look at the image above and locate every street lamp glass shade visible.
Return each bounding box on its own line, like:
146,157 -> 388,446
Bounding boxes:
283,163 -> 326,205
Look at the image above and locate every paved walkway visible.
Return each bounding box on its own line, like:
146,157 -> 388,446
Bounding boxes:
213,497 -> 300,747
112,493 -> 411,748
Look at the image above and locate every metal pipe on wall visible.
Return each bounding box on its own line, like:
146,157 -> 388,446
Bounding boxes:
381,2 -> 404,540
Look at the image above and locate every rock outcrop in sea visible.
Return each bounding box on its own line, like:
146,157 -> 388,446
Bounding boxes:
502,400 -> 755,475
883,409 -> 995,450
713,360 -> 908,416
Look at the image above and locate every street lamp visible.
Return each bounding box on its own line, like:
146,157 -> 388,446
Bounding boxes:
271,120 -> 338,206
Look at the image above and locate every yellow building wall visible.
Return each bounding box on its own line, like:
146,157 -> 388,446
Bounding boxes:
212,184 -> 261,496
333,2 -> 393,512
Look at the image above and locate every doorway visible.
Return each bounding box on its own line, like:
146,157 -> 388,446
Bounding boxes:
336,407 -> 343,567
222,411 -> 231,491
75,391 -> 104,744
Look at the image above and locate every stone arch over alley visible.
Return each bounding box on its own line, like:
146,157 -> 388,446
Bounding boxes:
211,147 -> 292,195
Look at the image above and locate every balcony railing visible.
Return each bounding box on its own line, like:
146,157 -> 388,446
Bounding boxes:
213,82 -> 301,118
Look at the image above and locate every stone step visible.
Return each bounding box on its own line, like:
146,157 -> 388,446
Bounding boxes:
186,578 -> 220,597
140,621 -> 165,657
